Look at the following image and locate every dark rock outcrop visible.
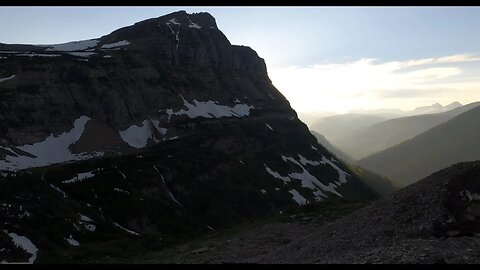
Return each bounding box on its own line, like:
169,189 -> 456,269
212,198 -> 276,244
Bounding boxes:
0,11 -> 287,148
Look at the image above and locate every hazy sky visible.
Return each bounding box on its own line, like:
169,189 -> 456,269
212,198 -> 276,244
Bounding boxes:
1,6 -> 479,113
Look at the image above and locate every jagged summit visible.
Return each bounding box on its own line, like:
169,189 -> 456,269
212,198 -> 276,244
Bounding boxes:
445,101 -> 463,110
0,11 -> 221,53
412,101 -> 463,114
132,10 -> 217,28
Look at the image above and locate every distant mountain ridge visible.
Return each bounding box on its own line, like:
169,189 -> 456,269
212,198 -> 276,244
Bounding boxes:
358,104 -> 480,187
350,101 -> 463,116
412,101 -> 463,115
311,101 -> 480,160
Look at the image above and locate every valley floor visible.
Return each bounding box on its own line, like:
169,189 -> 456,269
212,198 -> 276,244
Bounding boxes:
132,199 -> 480,264
132,200 -> 367,263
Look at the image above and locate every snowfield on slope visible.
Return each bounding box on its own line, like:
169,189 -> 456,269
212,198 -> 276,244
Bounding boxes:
119,119 -> 165,148
165,96 -> 254,121
289,189 -> 308,205
101,40 -> 130,49
65,235 -> 80,246
0,116 -> 105,171
1,232 -> 38,264
63,171 -> 96,184
0,75 -> 15,83
44,39 -> 99,51
113,222 -> 140,236
264,154 -> 351,202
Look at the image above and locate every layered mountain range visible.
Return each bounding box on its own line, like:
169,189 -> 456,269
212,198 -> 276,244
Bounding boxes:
310,101 -> 480,188
311,102 -> 478,160
359,105 -> 480,187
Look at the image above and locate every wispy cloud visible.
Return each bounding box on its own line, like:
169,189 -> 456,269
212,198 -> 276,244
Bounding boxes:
268,53 -> 480,113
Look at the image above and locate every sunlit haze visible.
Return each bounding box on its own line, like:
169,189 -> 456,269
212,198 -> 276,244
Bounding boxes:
1,6 -> 479,114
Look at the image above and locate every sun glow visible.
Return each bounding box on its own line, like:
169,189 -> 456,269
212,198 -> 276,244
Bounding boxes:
268,54 -> 480,114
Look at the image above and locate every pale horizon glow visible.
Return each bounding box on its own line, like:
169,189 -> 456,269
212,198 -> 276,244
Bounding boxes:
0,7 -> 479,114
268,53 -> 480,114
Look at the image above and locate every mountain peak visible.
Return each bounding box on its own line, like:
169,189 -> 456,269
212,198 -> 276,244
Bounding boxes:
139,10 -> 218,29
412,102 -> 446,114
95,10 -> 221,48
445,101 -> 462,111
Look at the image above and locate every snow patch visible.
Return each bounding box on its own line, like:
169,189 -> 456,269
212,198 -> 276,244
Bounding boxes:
289,189 -> 308,205
0,75 -> 15,83
166,23 -> 175,34
113,222 -> 140,236
67,52 -> 96,58
18,209 -> 30,219
261,189 -> 267,194
114,188 -> 130,194
187,16 -> 202,29
44,39 -> 99,51
169,18 -> 180,25
151,119 -> 168,137
265,123 -> 274,131
298,155 -> 321,166
297,154 -> 349,184
101,40 -> 130,49
153,164 -> 161,174
0,51 -> 22,54
282,155 -> 340,199
463,190 -> 480,201
15,53 -> 61,57
3,232 -> 38,264
77,214 -> 96,232
166,18 -> 181,50
80,214 -> 93,222
0,115 -> 100,171
63,171 -> 95,184
320,156 -> 349,184
166,96 -> 253,121
84,224 -> 96,232
311,145 -> 318,151
65,235 -> 79,246
265,165 -> 290,185
160,174 -> 183,206
154,166 -> 183,206
119,120 -> 158,148
50,184 -> 67,198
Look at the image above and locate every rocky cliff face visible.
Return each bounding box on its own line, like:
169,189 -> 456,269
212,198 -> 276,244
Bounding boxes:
0,11 -> 376,263
0,11 -> 285,152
